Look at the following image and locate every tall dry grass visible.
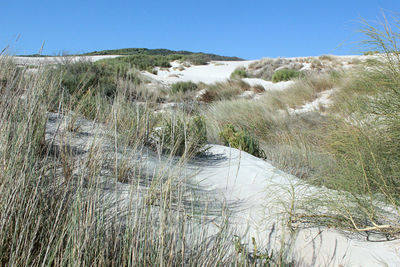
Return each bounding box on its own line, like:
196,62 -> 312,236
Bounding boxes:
0,55 -> 297,266
206,13 -> 400,237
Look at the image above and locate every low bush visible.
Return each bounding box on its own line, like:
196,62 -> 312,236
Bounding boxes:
271,69 -> 302,83
58,61 -> 117,98
53,60 -> 144,101
184,54 -> 209,65
170,81 -> 198,94
318,55 -> 335,61
219,124 -> 265,158
230,67 -> 248,79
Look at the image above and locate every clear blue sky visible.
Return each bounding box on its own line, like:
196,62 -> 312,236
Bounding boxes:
1,0 -> 399,59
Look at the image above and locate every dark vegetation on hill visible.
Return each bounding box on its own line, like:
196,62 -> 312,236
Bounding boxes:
18,48 -> 243,67
82,47 -> 243,60
88,48 -> 243,66
16,54 -> 49,57
97,54 -> 177,72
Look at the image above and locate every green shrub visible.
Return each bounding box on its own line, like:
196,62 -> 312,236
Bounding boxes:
170,81 -> 198,94
58,61 -> 117,98
219,124 -> 265,158
230,68 -> 248,79
271,69 -> 302,83
156,115 -> 208,156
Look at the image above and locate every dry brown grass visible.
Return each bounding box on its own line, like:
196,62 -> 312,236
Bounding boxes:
197,79 -> 251,102
260,73 -> 338,110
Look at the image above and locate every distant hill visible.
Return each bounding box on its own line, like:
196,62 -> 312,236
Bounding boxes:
82,48 -> 244,61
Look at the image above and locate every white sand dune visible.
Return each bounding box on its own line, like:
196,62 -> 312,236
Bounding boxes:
12,55 -> 122,66
195,145 -> 400,266
142,60 -> 255,85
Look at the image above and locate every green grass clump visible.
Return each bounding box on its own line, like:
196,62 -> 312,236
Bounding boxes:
170,81 -> 198,94
230,67 -> 248,79
156,114 -> 208,156
272,69 -> 302,83
219,124 -> 265,158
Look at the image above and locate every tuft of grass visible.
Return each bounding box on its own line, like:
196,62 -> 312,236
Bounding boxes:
170,81 -> 198,94
219,124 -> 265,158
204,98 -> 283,144
272,69 -> 303,83
153,112 -> 208,156
261,72 -> 338,109
248,58 -> 304,81
198,79 -> 250,102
